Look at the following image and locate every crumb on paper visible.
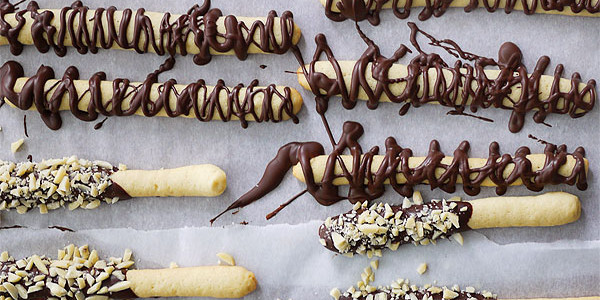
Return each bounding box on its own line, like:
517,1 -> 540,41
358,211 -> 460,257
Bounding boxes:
451,233 -> 464,245
329,287 -> 341,300
417,263 -> 428,274
370,259 -> 379,270
10,138 -> 24,153
217,252 -> 235,266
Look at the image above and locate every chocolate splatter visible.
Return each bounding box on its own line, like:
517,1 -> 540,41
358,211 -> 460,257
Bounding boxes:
23,114 -> 28,137
528,134 -> 550,145
93,117 -> 108,130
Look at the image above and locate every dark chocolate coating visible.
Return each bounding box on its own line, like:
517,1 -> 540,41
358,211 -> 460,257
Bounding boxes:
319,201 -> 473,254
339,288 -> 492,300
0,262 -> 136,299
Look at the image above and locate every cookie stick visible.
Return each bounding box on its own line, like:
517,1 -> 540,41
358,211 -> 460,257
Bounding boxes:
292,152 -> 588,190
127,267 -> 256,298
319,192 -> 580,255
321,0 -> 600,23
0,2 -> 302,63
297,61 -> 594,111
296,30 -> 596,133
332,275 -> 598,300
0,157 -> 226,214
0,245 -> 256,299
0,61 -> 303,130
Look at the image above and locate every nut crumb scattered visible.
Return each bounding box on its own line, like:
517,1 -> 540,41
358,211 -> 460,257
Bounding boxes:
416,263 -> 427,274
217,252 -> 236,266
10,138 -> 24,153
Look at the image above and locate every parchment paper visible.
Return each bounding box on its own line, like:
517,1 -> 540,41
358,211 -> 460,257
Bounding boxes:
0,0 -> 598,298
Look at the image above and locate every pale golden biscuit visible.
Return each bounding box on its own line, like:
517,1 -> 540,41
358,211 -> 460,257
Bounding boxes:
7,78 -> 303,123
297,61 -> 593,113
0,157 -> 226,213
111,164 -> 227,197
320,0 -> 600,17
468,192 -> 581,229
0,9 -> 302,56
319,192 -> 580,256
127,266 -> 257,298
0,245 -> 257,299
292,154 -> 588,187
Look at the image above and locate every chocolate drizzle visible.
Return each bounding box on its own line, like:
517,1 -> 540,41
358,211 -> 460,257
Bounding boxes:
0,60 -> 299,130
324,0 -> 600,24
296,22 -> 596,133
0,0 -> 297,65
216,120 -> 587,220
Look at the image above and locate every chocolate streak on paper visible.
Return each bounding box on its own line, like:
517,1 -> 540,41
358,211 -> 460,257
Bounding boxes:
324,0 -> 600,24
0,0 -> 297,65
219,120 -> 587,218
297,22 -> 596,133
0,59 -> 298,130
48,225 -> 75,232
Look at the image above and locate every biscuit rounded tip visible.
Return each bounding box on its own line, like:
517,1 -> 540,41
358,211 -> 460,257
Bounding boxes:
111,164 -> 227,198
289,87 -> 304,115
292,23 -> 302,46
467,192 -> 581,229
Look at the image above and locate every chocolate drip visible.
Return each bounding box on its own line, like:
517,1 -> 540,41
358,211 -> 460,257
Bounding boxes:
93,117 -> 108,130
0,0 -> 297,65
211,142 -> 324,223
223,120 -> 586,215
0,60 -> 298,130
296,22 -> 596,133
324,0 -> 600,24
